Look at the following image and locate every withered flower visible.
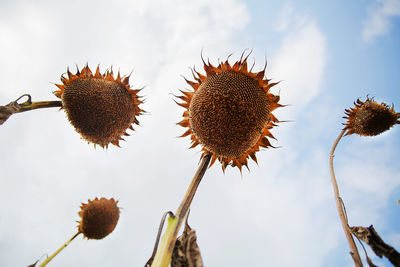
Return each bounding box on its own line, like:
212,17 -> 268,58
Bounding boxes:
176,53 -> 283,171
329,96 -> 400,266
33,197 -> 121,266
54,65 -> 144,147
78,197 -> 120,240
343,97 -> 400,136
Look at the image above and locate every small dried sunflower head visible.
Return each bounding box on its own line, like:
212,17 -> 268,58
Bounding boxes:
54,65 -> 144,148
78,197 -> 120,240
343,97 -> 400,136
176,52 -> 283,171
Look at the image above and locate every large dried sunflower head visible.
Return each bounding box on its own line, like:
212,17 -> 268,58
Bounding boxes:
343,97 -> 400,136
54,65 -> 144,148
78,197 -> 120,240
176,52 -> 283,171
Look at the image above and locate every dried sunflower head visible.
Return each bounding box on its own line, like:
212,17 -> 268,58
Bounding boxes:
343,97 -> 400,136
176,52 -> 283,171
78,197 -> 120,240
54,65 -> 144,148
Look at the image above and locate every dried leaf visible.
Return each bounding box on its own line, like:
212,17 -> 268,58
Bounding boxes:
26,259 -> 39,267
366,255 -> 378,267
171,220 -> 203,267
0,101 -> 21,125
351,225 -> 400,266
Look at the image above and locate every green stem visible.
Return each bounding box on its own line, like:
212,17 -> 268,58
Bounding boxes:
151,154 -> 211,267
151,215 -> 179,266
39,232 -> 81,267
146,211 -> 175,266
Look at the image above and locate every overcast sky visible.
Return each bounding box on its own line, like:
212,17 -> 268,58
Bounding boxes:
0,0 -> 399,266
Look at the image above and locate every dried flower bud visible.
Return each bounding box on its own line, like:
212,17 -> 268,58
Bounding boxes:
54,65 -> 144,148
343,97 -> 400,136
78,197 -> 120,240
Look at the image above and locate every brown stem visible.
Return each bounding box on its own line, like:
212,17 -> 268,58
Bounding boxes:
169,153 -> 211,258
150,153 -> 211,267
175,154 -> 211,220
16,94 -> 62,112
0,94 -> 62,125
19,100 -> 62,112
329,129 -> 363,267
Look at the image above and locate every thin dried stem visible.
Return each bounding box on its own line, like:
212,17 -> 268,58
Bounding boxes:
151,153 -> 211,267
19,100 -> 62,112
0,94 -> 62,125
146,211 -> 175,267
38,232 -> 81,267
329,129 -> 363,267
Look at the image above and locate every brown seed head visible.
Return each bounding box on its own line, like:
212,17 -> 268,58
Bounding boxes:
176,52 -> 283,171
78,197 -> 120,240
190,71 -> 270,158
54,65 -> 144,148
343,97 -> 400,136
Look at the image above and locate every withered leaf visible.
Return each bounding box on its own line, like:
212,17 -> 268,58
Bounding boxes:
366,255 -> 378,267
26,259 -> 39,267
0,101 -> 21,125
351,225 -> 400,266
171,219 -> 203,267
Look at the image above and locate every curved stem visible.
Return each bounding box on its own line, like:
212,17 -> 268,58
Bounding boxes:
329,129 -> 363,267
39,232 -> 81,267
151,154 -> 211,267
146,211 -> 175,267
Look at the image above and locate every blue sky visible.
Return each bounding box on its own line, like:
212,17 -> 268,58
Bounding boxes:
0,0 -> 399,266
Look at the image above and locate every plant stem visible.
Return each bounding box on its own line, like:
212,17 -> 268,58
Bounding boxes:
151,215 -> 179,267
19,100 -> 62,112
146,211 -> 175,266
10,94 -> 62,113
1,94 -> 62,125
151,154 -> 211,267
39,232 -> 81,267
329,129 -> 363,267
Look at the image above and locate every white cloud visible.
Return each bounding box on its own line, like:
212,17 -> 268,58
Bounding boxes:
1,1 -> 399,267
363,0 -> 400,41
335,136 -> 400,224
0,0 -> 252,266
276,3 -> 295,32
271,6 -> 328,116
